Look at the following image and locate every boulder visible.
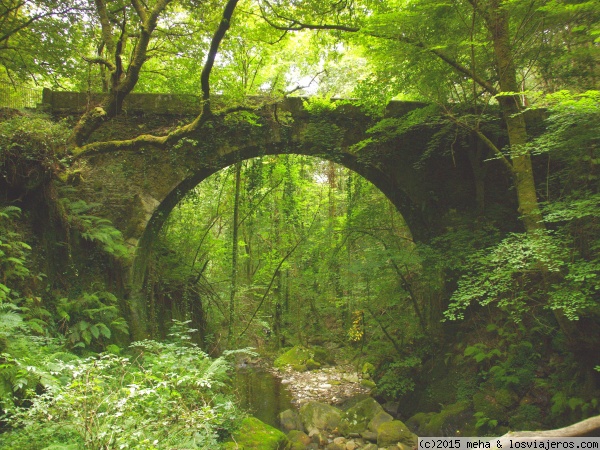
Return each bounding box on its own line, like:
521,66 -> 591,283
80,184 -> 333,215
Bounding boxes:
361,430 -> 378,442
280,409 -> 304,432
376,420 -> 417,448
288,430 -> 312,450
308,429 -> 328,446
413,401 -> 473,436
368,410 -> 394,432
306,358 -> 321,371
345,440 -> 359,450
228,416 -> 291,449
360,379 -> 376,389
300,401 -> 341,433
275,346 -> 312,369
327,437 -> 347,450
338,397 -> 384,435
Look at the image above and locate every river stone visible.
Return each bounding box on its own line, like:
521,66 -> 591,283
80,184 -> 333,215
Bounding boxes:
338,397 -> 384,435
300,401 -> 341,433
362,444 -> 378,450
280,409 -> 304,432
361,430 -> 378,442
368,410 -> 394,432
228,416 -> 291,449
376,420 -> 418,447
275,346 -> 311,369
345,440 -> 359,450
288,429 -> 312,449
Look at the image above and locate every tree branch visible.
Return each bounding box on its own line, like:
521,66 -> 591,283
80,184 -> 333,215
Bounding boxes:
259,5 -> 499,96
499,415 -> 600,441
82,56 -> 116,71
201,0 -> 240,106
71,106 -> 253,158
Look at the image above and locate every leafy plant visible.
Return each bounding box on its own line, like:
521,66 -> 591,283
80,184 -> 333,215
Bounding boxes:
57,291 -> 128,350
2,321 -> 247,449
376,356 -> 421,399
60,197 -> 129,259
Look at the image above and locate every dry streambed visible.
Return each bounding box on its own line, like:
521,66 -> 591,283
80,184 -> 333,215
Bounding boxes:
275,364 -> 372,407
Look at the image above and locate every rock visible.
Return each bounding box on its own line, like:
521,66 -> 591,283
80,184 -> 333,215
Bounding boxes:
308,429 -> 328,446
306,358 -> 321,371
280,409 -> 304,432
362,445 -> 378,450
376,420 -> 418,448
411,401 -> 473,436
360,430 -> 378,442
406,412 -> 436,436
360,379 -> 377,389
289,430 -> 312,449
326,443 -> 345,450
338,397 -> 384,435
275,346 -> 312,369
300,401 -> 342,433
368,410 -> 394,432
228,416 -> 291,449
383,401 -> 400,417
333,437 -> 347,445
345,440 -> 359,450
343,374 -> 360,383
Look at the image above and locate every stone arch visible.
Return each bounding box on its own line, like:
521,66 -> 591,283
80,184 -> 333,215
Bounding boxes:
126,143 -> 426,340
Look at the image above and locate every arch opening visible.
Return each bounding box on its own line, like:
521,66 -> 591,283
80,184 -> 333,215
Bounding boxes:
129,152 -> 432,352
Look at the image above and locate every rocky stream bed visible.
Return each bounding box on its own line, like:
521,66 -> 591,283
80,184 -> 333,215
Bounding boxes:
228,348 -> 417,450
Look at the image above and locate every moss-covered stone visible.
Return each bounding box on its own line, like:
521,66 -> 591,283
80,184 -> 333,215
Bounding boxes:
420,401 -> 474,436
360,379 -> 376,389
376,420 -> 417,447
299,401 -> 341,433
338,397 -> 384,435
406,412 -> 436,435
368,410 -> 394,432
288,430 -> 311,450
306,358 -> 321,370
274,346 -> 311,369
279,409 -> 304,432
228,416 -> 291,449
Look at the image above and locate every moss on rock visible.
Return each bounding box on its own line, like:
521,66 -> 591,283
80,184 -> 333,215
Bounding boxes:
419,401 -> 474,436
338,397 -> 384,435
274,346 -> 312,369
376,420 -> 417,447
299,401 -> 341,433
227,416 -> 291,449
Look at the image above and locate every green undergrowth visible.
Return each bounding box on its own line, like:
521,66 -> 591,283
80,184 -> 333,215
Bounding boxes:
1,321 -> 250,449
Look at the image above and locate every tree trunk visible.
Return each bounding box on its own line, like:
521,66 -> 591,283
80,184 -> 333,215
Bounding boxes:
228,161 -> 242,346
484,1 -> 544,232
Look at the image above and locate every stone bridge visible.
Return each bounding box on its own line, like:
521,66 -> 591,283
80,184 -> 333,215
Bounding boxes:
43,90 -> 509,338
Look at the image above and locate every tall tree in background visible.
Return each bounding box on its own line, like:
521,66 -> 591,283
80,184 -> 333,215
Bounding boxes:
260,0 -> 599,232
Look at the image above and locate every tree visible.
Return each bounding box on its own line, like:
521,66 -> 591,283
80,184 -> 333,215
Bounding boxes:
259,0 -> 599,233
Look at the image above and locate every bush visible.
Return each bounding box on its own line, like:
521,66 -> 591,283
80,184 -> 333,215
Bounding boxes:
2,321 -> 248,449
